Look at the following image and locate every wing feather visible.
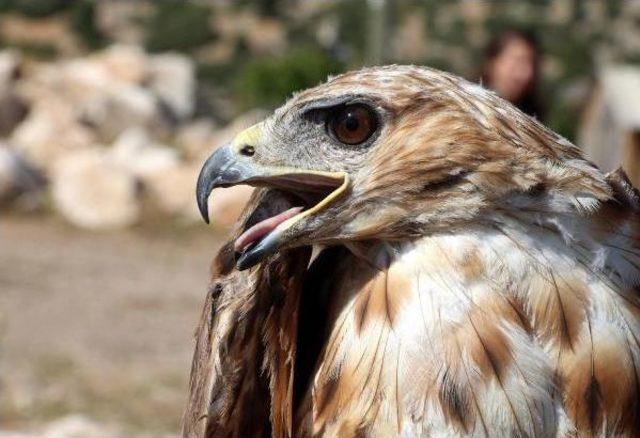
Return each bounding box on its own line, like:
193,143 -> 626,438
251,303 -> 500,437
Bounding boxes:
182,190 -> 311,438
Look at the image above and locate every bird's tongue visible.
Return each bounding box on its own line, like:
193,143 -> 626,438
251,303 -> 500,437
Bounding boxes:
234,206 -> 303,253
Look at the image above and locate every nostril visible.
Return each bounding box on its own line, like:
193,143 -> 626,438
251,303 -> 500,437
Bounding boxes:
239,144 -> 255,157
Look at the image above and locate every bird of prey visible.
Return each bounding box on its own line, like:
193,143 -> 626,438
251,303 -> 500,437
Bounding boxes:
184,66 -> 640,437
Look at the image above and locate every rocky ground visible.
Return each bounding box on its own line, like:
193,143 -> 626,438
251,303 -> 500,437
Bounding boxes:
0,44 -> 256,231
0,214 -> 226,437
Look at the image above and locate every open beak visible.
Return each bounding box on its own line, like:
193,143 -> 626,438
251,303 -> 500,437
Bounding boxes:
196,144 -> 348,270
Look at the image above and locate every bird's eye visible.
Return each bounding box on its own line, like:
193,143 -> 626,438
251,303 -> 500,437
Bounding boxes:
328,104 -> 377,145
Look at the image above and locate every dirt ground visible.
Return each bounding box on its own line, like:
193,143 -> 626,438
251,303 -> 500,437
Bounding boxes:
0,215 -> 226,436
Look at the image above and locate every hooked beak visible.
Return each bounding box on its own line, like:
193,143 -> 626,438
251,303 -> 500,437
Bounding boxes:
196,145 -> 256,224
196,144 -> 348,270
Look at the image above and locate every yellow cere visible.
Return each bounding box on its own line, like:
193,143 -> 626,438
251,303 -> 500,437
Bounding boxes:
233,122 -> 263,149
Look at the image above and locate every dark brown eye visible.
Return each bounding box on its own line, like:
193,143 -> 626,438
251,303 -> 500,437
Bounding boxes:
328,104 -> 377,145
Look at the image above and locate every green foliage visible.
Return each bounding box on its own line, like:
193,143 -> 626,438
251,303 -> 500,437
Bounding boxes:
145,1 -> 214,53
198,63 -> 237,86
622,53 -> 640,66
548,108 -> 576,142
422,56 -> 454,74
0,0 -> 12,12
70,0 -> 106,50
234,0 -> 291,17
543,30 -> 593,81
438,18 -> 467,46
333,0 -> 369,62
0,0 -> 70,17
605,0 -> 623,19
235,47 -> 344,110
2,40 -> 56,59
197,38 -> 250,87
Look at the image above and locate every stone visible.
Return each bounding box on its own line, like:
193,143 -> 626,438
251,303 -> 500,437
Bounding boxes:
0,51 -> 26,136
0,92 -> 28,136
142,162 -> 252,227
143,164 -> 199,216
41,415 -> 121,438
109,127 -> 180,181
0,143 -> 44,206
206,185 -> 254,229
149,53 -> 196,120
52,149 -> 139,229
19,48 -> 160,142
71,70 -> 159,141
11,102 -> 96,172
92,44 -> 150,85
175,119 -> 217,160
0,44 -> 264,228
0,50 -> 21,93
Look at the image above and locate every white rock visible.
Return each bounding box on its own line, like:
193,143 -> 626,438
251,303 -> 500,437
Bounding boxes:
207,185 -> 254,229
11,102 -> 96,172
92,44 -> 150,85
0,431 -> 32,438
175,119 -> 216,160
0,415 -> 122,438
0,44 -> 267,228
19,47 -> 160,142
41,415 -> 121,438
111,125 -> 150,153
0,143 -> 43,204
143,162 -> 252,226
109,127 -> 180,180
0,145 -> 18,197
143,164 -> 199,216
80,81 -> 159,140
0,50 -> 21,93
52,149 -> 139,229
244,17 -> 287,55
149,53 -> 195,120
0,91 -> 28,136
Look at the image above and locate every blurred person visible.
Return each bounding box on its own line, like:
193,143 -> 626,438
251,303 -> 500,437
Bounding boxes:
481,28 -> 545,120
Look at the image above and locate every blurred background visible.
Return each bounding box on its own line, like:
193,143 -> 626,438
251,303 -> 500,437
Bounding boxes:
1,0 -> 639,436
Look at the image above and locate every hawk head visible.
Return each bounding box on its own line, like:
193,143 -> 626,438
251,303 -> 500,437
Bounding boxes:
197,66 -> 610,270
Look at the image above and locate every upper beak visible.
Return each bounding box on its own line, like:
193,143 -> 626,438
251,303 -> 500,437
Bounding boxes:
196,144 -> 257,224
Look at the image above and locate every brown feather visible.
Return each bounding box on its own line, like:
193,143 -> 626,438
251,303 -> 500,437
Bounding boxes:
182,190 -> 310,438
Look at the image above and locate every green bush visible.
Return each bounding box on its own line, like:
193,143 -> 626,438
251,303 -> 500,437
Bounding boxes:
3,40 -> 57,59
0,0 -> 70,17
70,0 -> 107,50
235,0 -> 288,17
547,99 -> 579,143
145,1 -> 214,53
235,47 -> 344,110
334,0 -> 369,62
